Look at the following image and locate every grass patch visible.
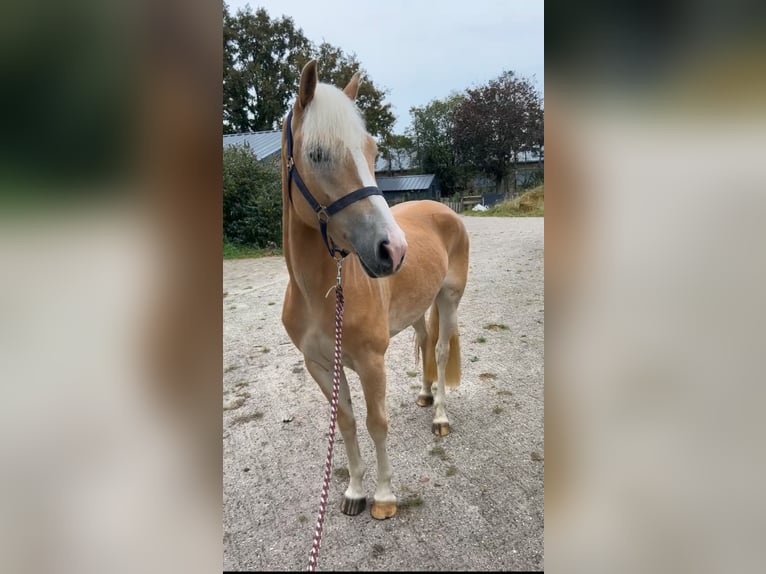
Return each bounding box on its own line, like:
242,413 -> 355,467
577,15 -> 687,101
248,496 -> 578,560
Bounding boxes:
469,355 -> 479,363
492,406 -> 504,415
261,347 -> 270,353
531,451 -> 544,462
463,185 -> 544,217
429,446 -> 448,460
497,389 -> 513,396
298,514 -> 307,524
224,365 -> 239,373
410,384 -> 421,391
399,495 -> 424,509
406,370 -> 418,378
479,372 -> 497,380
446,465 -> 458,477
334,467 -> 350,479
232,411 -> 263,424
475,336 -> 487,343
484,323 -> 509,331
224,242 -> 283,259
268,301 -> 275,306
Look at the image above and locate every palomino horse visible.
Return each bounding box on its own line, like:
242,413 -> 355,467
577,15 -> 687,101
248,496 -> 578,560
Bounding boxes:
280,60 -> 469,519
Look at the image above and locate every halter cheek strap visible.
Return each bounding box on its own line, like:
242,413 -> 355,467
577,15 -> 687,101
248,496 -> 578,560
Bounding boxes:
286,109 -> 383,259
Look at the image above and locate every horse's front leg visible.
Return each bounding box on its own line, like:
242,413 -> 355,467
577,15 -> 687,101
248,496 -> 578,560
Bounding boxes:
356,354 -> 397,519
304,358 -> 367,515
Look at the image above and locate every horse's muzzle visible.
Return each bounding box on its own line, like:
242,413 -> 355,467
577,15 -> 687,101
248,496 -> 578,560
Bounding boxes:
357,233 -> 407,278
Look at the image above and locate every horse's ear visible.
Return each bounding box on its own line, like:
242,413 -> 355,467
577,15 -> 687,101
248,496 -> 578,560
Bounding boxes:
298,60 -> 318,109
343,71 -> 361,100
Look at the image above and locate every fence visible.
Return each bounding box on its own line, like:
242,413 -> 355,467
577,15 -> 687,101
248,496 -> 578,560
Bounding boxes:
441,193 -> 509,213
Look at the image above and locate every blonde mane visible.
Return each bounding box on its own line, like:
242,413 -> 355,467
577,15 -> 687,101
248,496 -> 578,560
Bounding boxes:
300,83 -> 368,164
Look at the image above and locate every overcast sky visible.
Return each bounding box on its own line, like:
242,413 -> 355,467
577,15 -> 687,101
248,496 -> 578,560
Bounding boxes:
226,0 -> 544,133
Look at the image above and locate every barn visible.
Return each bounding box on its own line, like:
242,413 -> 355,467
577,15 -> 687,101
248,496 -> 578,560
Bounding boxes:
223,133 -> 445,208
375,174 -> 440,206
223,131 -> 282,162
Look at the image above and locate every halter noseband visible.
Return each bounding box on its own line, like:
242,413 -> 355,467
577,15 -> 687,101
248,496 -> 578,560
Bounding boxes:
285,109 -> 383,259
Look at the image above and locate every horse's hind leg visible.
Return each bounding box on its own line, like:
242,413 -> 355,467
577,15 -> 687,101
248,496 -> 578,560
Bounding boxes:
413,315 -> 434,407
304,358 -> 367,515
432,288 -> 462,436
356,354 -> 397,519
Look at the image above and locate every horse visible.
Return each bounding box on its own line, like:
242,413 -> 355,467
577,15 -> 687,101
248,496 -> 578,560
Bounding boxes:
280,60 -> 470,520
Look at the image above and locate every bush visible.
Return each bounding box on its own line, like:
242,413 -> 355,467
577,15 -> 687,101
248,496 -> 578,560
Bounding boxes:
223,145 -> 282,248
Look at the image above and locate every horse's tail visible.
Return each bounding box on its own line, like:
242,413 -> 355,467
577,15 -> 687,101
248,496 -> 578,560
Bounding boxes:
424,302 -> 461,388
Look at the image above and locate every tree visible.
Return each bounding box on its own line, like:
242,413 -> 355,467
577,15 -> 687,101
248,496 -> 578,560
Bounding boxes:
312,43 -> 395,139
223,145 -> 282,247
222,6 -> 396,137
407,93 -> 466,195
223,3 -> 248,133
377,133 -> 415,176
223,4 -> 312,133
453,71 -> 543,193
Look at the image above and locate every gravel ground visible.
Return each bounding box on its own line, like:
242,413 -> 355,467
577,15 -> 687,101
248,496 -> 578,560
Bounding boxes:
223,216 -> 544,572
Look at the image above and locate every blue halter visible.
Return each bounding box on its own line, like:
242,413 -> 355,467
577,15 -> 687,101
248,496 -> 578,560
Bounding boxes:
285,109 -> 383,259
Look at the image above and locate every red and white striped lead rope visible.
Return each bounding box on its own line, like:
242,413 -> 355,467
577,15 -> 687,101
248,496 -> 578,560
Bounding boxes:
307,257 -> 345,572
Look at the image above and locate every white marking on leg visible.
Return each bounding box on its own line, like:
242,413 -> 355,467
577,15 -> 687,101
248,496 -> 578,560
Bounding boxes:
413,318 -> 433,401
434,338 -> 450,425
434,299 -> 458,427
369,425 -> 396,504
305,359 -> 366,500
340,393 -> 366,501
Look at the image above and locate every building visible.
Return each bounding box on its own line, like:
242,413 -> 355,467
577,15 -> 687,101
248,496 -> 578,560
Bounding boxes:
374,149 -> 418,177
223,134 -> 441,206
375,174 -> 440,206
469,148 -> 544,195
223,131 -> 282,162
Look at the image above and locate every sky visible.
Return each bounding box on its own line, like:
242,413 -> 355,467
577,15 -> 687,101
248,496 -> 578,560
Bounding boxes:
226,0 -> 544,133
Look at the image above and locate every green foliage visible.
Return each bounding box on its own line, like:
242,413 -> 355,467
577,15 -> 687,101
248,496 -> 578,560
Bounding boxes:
223,145 -> 282,248
222,5 -> 395,136
407,94 -> 469,195
464,185 -> 544,217
377,133 -> 415,175
314,43 -> 395,139
453,71 -> 544,193
223,4 -> 312,133
223,242 -> 281,259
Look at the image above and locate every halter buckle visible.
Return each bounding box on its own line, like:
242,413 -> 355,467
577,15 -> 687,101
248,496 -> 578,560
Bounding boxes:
317,207 -> 330,223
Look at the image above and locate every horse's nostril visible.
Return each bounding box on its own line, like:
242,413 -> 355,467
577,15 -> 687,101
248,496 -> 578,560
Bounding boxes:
378,240 -> 392,262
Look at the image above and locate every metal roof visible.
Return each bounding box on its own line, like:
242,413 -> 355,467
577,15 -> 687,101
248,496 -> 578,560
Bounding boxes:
223,130 -> 282,160
374,148 -> 542,172
376,174 -> 435,192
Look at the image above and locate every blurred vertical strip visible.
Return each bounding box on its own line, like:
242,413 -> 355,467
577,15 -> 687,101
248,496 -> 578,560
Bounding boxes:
546,1 -> 766,573
0,0 -> 221,573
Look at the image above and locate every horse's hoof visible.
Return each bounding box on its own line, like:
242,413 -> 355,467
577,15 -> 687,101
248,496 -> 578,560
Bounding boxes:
416,395 -> 434,407
340,496 -> 366,516
432,422 -> 451,436
370,501 -> 397,520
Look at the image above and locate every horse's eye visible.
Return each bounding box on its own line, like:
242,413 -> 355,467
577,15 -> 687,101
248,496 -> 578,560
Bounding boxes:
308,147 -> 328,163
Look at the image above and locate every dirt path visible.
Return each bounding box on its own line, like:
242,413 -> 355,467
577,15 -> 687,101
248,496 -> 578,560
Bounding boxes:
223,216 -> 544,571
